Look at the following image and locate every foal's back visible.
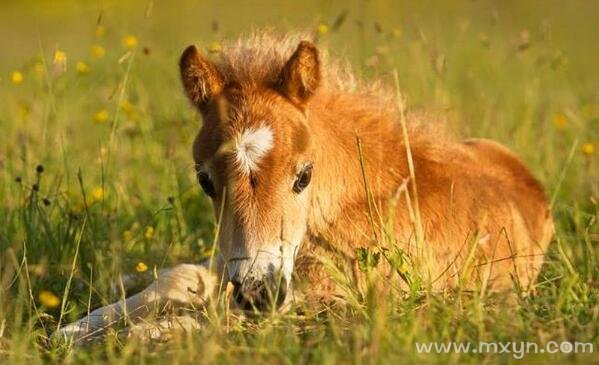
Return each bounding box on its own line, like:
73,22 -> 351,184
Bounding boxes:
407,136 -> 553,290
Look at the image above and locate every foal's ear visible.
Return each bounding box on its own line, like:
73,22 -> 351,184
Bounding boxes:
179,45 -> 224,110
278,41 -> 321,107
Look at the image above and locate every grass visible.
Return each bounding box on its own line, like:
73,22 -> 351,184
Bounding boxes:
0,0 -> 597,363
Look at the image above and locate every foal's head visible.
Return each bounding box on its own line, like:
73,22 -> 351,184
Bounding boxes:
180,41 -> 320,310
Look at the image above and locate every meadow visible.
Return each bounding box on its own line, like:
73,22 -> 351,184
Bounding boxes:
0,0 -> 597,363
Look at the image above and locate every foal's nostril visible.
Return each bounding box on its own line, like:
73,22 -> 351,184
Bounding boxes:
231,280 -> 243,300
231,279 -> 254,309
231,276 -> 288,311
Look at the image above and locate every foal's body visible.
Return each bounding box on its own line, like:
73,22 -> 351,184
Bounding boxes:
58,32 -> 552,341
295,103 -> 552,298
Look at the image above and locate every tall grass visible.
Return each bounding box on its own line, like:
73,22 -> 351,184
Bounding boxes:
0,0 -> 597,363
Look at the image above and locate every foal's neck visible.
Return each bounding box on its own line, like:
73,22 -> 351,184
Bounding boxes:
307,93 -> 408,238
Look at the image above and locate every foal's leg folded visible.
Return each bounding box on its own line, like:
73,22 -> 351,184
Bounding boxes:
56,262 -> 223,342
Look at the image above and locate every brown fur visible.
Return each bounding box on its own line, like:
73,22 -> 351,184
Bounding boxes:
57,31 -> 555,341
182,31 -> 553,301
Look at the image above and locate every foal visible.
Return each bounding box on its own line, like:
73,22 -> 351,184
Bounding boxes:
58,32 -> 553,340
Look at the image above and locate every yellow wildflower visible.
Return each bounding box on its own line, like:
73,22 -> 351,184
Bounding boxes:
32,264 -> 45,277
208,42 -> 222,53
200,244 -> 216,259
392,27 -> 402,39
53,50 -> 67,72
38,290 -> 61,308
98,146 -> 108,159
93,109 -> 109,124
10,71 -> 24,85
581,143 -> 595,155
76,61 -> 90,74
316,24 -> 329,36
552,112 -> 567,130
136,262 -> 148,273
122,35 -> 138,50
121,100 -> 134,113
120,100 -> 138,120
123,230 -> 133,242
95,25 -> 106,38
89,186 -> 105,203
53,50 -> 66,64
91,44 -> 106,59
94,146 -> 109,165
144,226 -> 154,240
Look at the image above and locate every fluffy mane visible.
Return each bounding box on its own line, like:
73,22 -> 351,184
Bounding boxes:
213,30 -> 387,98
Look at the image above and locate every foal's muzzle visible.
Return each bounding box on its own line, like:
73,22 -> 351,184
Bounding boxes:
231,275 -> 288,311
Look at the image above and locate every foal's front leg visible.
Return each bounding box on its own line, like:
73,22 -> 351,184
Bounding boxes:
56,261 -> 224,342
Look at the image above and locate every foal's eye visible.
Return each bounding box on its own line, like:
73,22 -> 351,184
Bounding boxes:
197,171 -> 216,197
293,163 -> 313,194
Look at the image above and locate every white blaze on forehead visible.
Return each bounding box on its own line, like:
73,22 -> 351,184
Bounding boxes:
234,125 -> 274,174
